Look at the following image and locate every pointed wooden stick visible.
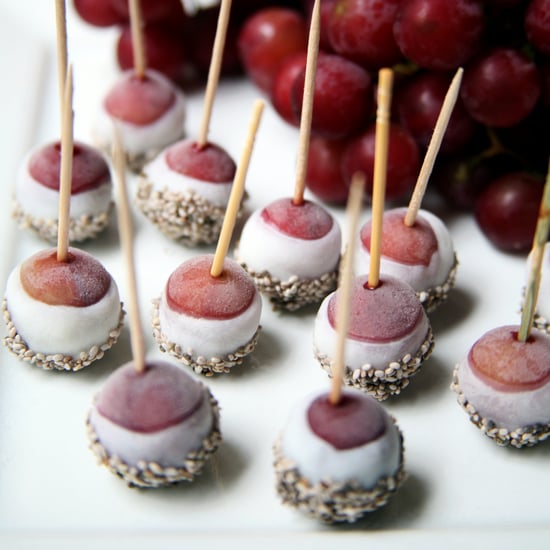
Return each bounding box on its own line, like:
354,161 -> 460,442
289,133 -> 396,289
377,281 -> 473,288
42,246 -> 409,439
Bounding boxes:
292,0 -> 320,206
112,126 -> 147,373
367,68 -> 393,289
129,0 -> 147,79
197,0 -> 233,148
54,0 -> 68,134
405,67 -> 463,227
56,64 -> 74,263
329,172 -> 365,406
518,158 -> 550,342
210,99 -> 265,277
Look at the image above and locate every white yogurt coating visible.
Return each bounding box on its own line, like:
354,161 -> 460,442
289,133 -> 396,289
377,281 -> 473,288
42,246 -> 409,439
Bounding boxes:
15,148 -> 112,220
92,69 -> 186,156
455,357 -> 550,430
355,207 -> 455,292
236,207 -> 342,280
279,389 -> 401,487
158,290 -> 262,358
5,264 -> 121,356
313,291 -> 430,370
143,142 -> 233,207
88,386 -> 214,467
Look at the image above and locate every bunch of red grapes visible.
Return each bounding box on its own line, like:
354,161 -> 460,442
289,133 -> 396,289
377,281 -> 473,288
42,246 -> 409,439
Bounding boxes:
73,0 -> 302,83
74,0 -> 550,253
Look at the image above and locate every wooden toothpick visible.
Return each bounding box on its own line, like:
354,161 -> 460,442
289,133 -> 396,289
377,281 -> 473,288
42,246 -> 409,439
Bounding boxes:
54,0 -> 68,134
129,0 -> 147,79
405,67 -> 463,227
518,158 -> 550,342
56,64 -> 74,263
112,126 -> 147,374
367,68 -> 394,289
210,99 -> 265,278
292,0 -> 320,206
329,172 -> 365,406
197,0 -> 233,148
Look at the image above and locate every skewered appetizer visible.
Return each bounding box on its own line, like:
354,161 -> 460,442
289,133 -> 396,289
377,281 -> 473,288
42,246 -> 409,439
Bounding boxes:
87,359 -> 221,487
236,197 -> 341,311
93,68 -> 186,172
453,166 -> 550,448
136,0 -> 240,246
356,206 -> 457,312
274,387 -> 405,523
3,246 -> 124,371
136,138 -> 237,245
153,254 -> 262,375
314,273 -> 434,400
13,140 -> 113,243
452,325 -> 550,448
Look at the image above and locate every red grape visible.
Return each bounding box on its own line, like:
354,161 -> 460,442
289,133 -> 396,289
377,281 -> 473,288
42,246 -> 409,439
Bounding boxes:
307,392 -> 386,449
21,248 -> 111,307
116,23 -> 187,82
73,0 -> 127,27
432,146 -> 524,210
393,0 -> 485,71
395,71 -> 478,154
304,0 -> 337,52
474,171 -> 544,253
326,0 -> 403,69
341,122 -> 420,203
261,198 -> 335,239
237,7 -> 308,93
111,0 -> 183,23
184,9 -> 244,79
270,52 -> 307,126
291,52 -> 373,139
525,0 -> 550,56
305,135 -> 350,204
460,48 -> 541,127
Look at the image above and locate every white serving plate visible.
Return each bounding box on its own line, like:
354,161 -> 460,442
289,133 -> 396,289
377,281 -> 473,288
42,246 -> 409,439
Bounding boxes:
0,2 -> 549,549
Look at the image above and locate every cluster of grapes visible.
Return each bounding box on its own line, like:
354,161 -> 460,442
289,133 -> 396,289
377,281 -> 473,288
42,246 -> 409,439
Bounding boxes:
74,0 -> 550,253
236,0 -> 550,253
73,0 -> 302,86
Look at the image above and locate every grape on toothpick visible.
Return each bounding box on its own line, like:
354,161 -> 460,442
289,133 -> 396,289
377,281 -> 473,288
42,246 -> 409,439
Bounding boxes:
274,174 -> 406,523
152,100 -> 265,376
236,0 -> 342,312
3,66 -> 124,371
92,0 -> 186,172
13,0 -> 114,244
86,127 -> 222,487
355,68 -> 463,312
452,160 -> 550,448
136,0 -> 247,247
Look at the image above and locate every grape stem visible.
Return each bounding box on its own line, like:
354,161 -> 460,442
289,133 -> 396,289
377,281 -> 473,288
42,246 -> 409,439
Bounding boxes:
518,157 -> 550,342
